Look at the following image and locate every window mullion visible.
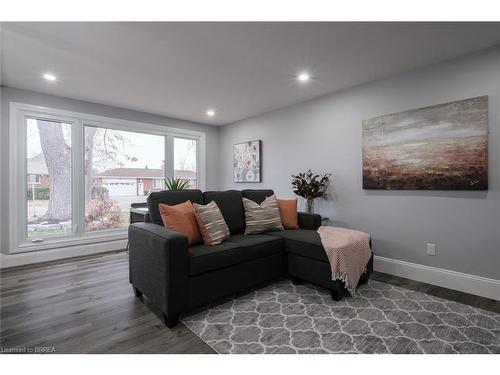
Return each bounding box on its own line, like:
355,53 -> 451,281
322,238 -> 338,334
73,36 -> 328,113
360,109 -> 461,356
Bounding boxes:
72,120 -> 85,237
165,134 -> 174,180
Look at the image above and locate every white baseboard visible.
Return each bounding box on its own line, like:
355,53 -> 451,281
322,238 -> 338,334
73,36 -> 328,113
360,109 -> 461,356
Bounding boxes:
374,255 -> 500,301
0,239 -> 127,269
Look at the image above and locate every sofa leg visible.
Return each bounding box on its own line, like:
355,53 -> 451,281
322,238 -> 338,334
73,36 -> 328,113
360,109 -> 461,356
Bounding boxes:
162,313 -> 179,328
132,286 -> 143,298
291,277 -> 303,285
331,288 -> 343,301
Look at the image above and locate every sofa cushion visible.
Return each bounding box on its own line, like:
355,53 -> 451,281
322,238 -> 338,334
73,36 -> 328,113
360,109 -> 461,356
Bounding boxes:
241,189 -> 275,204
277,198 -> 299,229
203,190 -> 245,235
242,195 -> 284,234
159,201 -> 201,246
193,201 -> 230,246
189,241 -> 245,276
147,190 -> 204,225
267,229 -> 328,263
226,234 -> 283,261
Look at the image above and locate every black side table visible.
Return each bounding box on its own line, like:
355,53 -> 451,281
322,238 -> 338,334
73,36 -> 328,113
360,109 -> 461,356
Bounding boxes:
321,216 -> 332,225
130,204 -> 149,223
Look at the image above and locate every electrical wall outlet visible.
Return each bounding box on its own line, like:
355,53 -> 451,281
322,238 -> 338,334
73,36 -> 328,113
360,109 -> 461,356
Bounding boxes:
426,243 -> 436,256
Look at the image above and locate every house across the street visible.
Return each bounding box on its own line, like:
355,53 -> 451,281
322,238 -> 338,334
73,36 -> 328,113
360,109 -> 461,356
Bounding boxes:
94,167 -> 197,196
27,153 -> 50,188
27,153 -> 196,196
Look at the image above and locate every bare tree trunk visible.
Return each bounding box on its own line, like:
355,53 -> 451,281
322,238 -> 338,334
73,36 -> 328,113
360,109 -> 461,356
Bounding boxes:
85,127 -> 97,203
37,120 -> 72,221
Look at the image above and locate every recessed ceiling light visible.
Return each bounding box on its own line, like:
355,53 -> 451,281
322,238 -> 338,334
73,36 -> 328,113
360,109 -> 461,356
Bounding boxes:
43,73 -> 57,82
206,109 -> 216,117
297,72 -> 310,83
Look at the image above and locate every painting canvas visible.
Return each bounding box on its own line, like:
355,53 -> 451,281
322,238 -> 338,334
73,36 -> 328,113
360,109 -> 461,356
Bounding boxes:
363,96 -> 488,190
233,140 -> 261,182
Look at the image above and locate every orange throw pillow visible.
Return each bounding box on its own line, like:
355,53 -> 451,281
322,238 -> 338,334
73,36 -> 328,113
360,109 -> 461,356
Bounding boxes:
277,198 -> 299,229
158,200 -> 202,246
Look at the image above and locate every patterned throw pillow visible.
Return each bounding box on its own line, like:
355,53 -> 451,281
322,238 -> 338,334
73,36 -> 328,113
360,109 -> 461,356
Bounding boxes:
242,194 -> 284,235
193,201 -> 230,246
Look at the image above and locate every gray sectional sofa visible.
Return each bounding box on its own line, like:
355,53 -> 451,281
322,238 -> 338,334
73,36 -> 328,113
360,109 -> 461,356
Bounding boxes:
128,189 -> 373,327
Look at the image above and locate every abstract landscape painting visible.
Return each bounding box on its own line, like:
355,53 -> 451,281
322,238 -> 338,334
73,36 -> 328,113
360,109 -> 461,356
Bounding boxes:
363,96 -> 488,190
233,140 -> 261,182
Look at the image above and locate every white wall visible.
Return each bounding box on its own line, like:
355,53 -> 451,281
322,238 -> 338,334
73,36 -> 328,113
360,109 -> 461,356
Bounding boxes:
220,47 -> 500,280
0,87 -> 221,255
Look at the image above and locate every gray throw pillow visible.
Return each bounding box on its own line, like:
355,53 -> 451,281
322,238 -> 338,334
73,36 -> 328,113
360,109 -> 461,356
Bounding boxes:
193,201 -> 230,246
242,194 -> 284,235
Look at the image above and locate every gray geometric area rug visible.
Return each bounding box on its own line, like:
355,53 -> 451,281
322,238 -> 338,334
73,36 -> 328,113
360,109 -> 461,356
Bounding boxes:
180,279 -> 500,354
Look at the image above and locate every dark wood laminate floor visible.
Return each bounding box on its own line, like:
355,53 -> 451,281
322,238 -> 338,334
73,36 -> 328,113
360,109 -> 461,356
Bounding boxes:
370,272 -> 500,314
0,251 -> 214,354
1,251 -> 498,354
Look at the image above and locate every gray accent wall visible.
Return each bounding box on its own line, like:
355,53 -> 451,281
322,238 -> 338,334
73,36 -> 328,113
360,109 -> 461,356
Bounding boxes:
0,87 -> 220,254
219,47 -> 500,280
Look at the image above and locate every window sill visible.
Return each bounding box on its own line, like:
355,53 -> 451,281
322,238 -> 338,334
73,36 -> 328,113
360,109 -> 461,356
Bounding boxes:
11,230 -> 128,254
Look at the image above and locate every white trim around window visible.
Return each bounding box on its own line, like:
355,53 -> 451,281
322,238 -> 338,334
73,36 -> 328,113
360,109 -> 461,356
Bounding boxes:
9,102 -> 206,254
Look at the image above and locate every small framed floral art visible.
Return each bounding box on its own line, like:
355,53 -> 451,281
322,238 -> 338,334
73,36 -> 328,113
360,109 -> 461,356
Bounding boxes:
233,140 -> 261,182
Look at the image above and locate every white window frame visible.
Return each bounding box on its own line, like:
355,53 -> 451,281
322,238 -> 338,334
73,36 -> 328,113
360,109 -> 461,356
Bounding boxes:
9,102 -> 206,253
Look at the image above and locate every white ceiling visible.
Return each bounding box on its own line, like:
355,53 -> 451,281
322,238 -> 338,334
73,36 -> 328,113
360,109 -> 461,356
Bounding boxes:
1,22 -> 500,125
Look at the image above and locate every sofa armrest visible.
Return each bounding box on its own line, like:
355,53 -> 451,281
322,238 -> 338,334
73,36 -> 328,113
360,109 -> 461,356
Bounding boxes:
128,222 -> 189,318
297,212 -> 322,230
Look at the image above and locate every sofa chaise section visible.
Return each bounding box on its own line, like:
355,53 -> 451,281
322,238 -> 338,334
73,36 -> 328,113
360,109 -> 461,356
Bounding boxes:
269,229 -> 373,300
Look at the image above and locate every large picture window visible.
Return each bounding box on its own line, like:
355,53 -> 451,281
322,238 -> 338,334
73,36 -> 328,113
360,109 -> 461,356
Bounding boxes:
84,126 -> 165,232
10,103 -> 205,252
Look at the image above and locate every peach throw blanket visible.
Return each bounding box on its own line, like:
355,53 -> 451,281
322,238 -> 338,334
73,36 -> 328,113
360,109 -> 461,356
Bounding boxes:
317,226 -> 371,295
